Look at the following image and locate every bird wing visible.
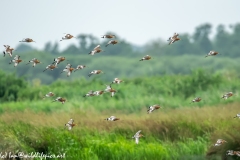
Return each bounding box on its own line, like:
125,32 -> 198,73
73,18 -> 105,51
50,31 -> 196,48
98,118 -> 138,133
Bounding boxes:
134,130 -> 141,137
135,137 -> 139,144
94,45 -> 100,50
65,123 -> 72,130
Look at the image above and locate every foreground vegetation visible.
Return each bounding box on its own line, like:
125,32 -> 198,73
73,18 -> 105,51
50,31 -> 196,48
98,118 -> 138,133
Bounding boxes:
1,69 -> 240,159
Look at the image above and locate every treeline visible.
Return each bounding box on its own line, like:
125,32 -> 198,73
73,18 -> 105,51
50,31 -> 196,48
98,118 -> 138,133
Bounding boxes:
16,23 -> 240,57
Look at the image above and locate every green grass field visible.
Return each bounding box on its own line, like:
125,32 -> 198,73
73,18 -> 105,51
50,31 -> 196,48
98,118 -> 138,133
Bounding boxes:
1,70 -> 240,159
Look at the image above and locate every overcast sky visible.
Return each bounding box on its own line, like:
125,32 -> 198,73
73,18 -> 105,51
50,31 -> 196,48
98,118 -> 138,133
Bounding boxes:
1,0 -> 239,51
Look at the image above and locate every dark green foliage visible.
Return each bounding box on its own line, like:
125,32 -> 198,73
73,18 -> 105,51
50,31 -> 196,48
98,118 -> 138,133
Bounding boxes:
0,70 -> 27,102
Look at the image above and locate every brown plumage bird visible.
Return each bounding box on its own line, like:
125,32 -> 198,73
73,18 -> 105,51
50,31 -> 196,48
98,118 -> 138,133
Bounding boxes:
111,78 -> 124,84
104,85 -> 117,97
43,63 -> 58,72
101,34 -> 116,39
3,45 -> 14,57
52,97 -> 66,104
60,33 -> 76,41
167,33 -> 180,45
53,56 -> 66,64
105,40 -> 118,47
19,38 -> 36,43
104,116 -> 120,121
65,119 -> 76,130
89,45 -> 104,55
9,55 -> 23,67
88,70 -> 104,77
205,51 -> 219,57
74,65 -> 86,72
26,58 -> 42,67
147,104 -> 161,114
61,64 -> 75,77
190,97 -> 202,103
140,55 -> 151,61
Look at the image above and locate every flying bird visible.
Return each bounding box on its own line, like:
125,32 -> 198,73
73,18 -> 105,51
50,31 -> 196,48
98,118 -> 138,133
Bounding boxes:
139,55 -> 151,61
9,55 -> 22,67
88,70 -> 104,77
205,51 -> 219,57
74,65 -> 86,72
43,63 -> 57,72
42,92 -> 55,99
26,58 -> 42,67
226,150 -> 240,157
214,139 -> 227,146
147,105 -> 161,114
19,38 -> 36,43
221,92 -> 233,100
167,33 -> 180,45
60,33 -> 76,41
104,116 -> 120,121
83,90 -> 95,97
105,40 -> 118,47
89,45 -> 104,55
65,119 -> 76,130
111,78 -> 124,84
233,113 -> 240,118
101,34 -> 116,39
190,97 -> 202,103
93,90 -> 104,96
53,56 -> 66,64
132,130 -> 144,144
52,97 -> 66,104
61,64 -> 75,77
3,45 -> 14,57
104,85 -> 117,97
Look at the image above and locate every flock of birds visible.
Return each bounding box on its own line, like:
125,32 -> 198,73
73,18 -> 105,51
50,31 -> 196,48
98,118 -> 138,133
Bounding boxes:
2,32 -> 239,157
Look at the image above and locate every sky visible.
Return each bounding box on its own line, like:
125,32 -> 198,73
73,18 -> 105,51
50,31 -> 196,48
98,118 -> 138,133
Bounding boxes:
1,0 -> 239,51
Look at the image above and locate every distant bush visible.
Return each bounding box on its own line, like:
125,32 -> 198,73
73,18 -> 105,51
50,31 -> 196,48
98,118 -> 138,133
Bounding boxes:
0,70 -> 27,102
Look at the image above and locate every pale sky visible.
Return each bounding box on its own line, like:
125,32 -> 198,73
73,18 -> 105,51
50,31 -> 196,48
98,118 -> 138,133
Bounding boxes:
1,0 -> 239,51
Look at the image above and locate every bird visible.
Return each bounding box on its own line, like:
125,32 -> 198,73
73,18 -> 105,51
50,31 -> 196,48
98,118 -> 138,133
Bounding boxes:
111,78 -> 124,84
3,45 -> 14,57
233,113 -> 240,118
190,97 -> 202,103
132,130 -> 144,144
52,97 -> 66,104
60,33 -> 76,41
104,85 -> 117,97
221,92 -> 233,100
42,92 -> 54,99
89,45 -> 104,55
43,63 -> 58,72
93,90 -> 104,96
65,119 -> 76,130
205,51 -> 219,58
167,33 -> 180,45
147,104 -> 161,114
226,150 -> 240,157
139,55 -> 151,61
9,55 -> 22,67
61,64 -> 75,77
74,65 -> 86,72
214,139 -> 227,146
53,56 -> 66,64
104,116 -> 120,121
88,70 -> 104,77
26,58 -> 42,67
19,38 -> 36,43
105,40 -> 118,47
101,34 -> 116,39
83,90 -> 95,97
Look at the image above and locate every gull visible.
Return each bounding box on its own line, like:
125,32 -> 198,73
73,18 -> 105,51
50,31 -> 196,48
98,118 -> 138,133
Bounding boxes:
214,139 -> 227,146
88,70 -> 104,77
147,105 -> 161,114
65,119 -> 76,130
9,55 -> 22,67
132,130 -> 144,144
104,116 -> 120,121
74,65 -> 86,72
60,33 -> 76,41
19,38 -> 36,43
3,45 -> 14,57
105,40 -> 118,47
139,55 -> 151,61
205,51 -> 219,58
101,34 -> 116,38
111,78 -> 124,84
221,92 -> 233,100
61,64 -> 75,77
167,33 -> 180,45
52,97 -> 66,104
26,58 -> 42,67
